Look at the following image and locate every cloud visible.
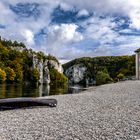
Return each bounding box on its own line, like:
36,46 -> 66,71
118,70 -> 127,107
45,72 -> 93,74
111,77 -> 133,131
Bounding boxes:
129,9 -> 140,30
60,3 -> 73,11
83,17 -> 117,44
51,5 -> 92,24
45,23 -> 83,56
77,9 -> 89,17
0,0 -> 140,62
47,24 -> 83,43
21,29 -> 34,45
63,0 -> 140,29
9,3 -> 41,20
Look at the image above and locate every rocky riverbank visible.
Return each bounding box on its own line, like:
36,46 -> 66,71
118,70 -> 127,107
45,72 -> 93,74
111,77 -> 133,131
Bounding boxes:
0,81 -> 140,140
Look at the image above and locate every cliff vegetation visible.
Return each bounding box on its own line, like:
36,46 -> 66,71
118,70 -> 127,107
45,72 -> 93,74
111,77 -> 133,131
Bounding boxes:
0,37 -> 68,86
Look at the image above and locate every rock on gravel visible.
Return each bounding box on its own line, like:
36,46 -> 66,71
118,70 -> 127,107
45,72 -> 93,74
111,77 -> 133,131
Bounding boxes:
0,81 -> 140,140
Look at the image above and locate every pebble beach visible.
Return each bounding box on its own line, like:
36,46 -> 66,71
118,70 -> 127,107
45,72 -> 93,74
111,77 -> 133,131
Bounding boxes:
0,81 -> 140,140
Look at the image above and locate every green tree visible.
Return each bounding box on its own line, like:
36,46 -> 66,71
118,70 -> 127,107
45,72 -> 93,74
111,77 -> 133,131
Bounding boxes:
0,42 -> 9,61
96,71 -> 113,85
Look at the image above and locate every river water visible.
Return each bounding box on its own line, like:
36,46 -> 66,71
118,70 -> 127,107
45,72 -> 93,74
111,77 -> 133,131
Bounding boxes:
0,83 -> 86,99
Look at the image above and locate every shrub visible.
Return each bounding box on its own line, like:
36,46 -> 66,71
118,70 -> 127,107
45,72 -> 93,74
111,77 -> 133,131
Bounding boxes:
117,73 -> 125,81
96,71 -> 113,85
49,68 -> 68,87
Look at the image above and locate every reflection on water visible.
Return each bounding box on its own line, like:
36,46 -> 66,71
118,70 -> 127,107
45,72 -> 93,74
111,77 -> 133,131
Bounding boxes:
0,83 -> 86,99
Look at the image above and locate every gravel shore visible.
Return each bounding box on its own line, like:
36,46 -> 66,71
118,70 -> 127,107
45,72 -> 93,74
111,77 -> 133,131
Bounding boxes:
0,81 -> 140,140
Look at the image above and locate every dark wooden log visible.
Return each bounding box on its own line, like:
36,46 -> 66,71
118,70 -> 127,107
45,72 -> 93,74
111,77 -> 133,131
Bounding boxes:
0,98 -> 57,110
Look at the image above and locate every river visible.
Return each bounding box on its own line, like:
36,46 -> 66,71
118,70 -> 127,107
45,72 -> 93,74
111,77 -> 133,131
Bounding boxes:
0,83 -> 86,99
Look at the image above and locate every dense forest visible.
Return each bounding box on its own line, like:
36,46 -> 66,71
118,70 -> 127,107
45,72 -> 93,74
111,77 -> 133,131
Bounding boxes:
0,37 -> 68,86
63,55 -> 135,85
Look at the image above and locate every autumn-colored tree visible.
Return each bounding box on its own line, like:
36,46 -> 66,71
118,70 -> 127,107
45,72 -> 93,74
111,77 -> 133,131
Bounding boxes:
31,68 -> 40,82
5,67 -> 16,82
49,68 -> 68,87
8,60 -> 23,82
117,73 -> 124,81
0,68 -> 6,82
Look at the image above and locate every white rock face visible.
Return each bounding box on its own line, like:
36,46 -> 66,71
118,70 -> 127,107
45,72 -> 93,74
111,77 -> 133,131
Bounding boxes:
65,64 -> 87,84
10,45 -> 26,52
43,65 -> 50,84
48,60 -> 63,73
33,55 -> 44,84
32,56 -> 63,84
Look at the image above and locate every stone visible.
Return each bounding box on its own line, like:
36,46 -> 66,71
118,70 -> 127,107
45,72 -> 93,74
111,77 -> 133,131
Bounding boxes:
48,60 -> 63,74
32,55 -> 63,84
65,64 -> 87,84
43,66 -> 50,84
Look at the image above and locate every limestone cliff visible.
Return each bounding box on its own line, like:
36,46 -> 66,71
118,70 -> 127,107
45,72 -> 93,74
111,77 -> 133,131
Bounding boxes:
32,55 -> 63,84
65,64 -> 87,84
48,60 -> 63,74
0,37 -> 67,85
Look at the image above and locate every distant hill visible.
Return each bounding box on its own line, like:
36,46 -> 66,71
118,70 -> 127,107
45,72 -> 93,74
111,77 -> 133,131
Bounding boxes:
63,56 -> 135,85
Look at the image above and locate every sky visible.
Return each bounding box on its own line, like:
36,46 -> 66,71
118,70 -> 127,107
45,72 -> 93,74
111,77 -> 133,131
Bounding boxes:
0,0 -> 140,63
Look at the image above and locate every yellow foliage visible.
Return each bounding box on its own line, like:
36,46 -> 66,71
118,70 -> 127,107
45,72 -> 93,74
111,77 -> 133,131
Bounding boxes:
0,68 -> 6,82
5,67 -> 16,82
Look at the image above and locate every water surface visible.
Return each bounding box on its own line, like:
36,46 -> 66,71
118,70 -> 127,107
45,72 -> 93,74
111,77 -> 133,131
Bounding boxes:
0,83 -> 86,99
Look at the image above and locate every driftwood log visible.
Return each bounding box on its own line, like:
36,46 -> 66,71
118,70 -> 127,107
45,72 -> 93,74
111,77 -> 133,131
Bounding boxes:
0,98 -> 57,110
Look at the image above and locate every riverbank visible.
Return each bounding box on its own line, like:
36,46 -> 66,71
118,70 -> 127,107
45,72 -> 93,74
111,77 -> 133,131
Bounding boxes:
0,81 -> 140,140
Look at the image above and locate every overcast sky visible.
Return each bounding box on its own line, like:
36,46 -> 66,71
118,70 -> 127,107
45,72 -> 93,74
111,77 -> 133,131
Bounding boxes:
0,0 -> 140,63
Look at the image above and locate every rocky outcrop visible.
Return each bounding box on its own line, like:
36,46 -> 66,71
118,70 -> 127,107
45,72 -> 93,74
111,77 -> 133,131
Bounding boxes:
48,60 -> 63,73
33,55 -> 45,84
65,64 -> 87,84
43,64 -> 50,84
32,55 -> 63,84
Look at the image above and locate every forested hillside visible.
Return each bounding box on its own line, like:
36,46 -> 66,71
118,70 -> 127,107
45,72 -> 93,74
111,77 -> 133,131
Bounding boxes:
0,37 -> 68,86
63,55 -> 135,85
0,36 -> 135,86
